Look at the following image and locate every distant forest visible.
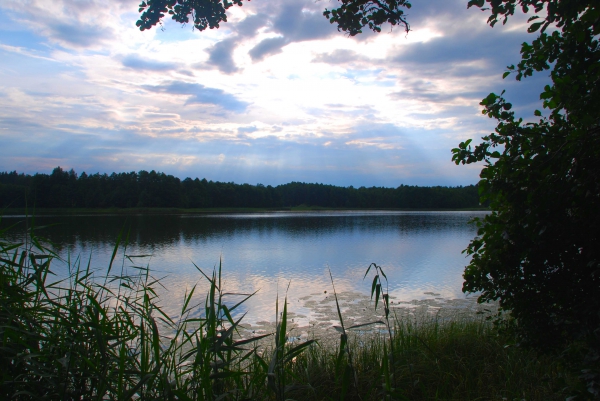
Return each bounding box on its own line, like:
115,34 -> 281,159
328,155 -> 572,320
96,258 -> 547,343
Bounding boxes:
0,167 -> 482,210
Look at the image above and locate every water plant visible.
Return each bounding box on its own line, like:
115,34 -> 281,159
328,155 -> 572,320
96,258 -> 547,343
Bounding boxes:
0,217 -> 273,400
265,283 -> 316,401
0,215 -> 576,400
363,262 -> 401,400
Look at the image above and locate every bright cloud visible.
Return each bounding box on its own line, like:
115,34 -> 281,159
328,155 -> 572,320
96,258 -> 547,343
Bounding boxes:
0,0 -> 549,186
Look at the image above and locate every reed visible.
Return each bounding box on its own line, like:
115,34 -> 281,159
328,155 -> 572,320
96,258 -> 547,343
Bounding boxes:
282,313 -> 571,400
0,217 -> 273,400
0,217 -> 574,400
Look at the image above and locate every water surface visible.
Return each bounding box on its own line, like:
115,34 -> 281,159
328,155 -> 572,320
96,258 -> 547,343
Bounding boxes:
3,211 -> 485,325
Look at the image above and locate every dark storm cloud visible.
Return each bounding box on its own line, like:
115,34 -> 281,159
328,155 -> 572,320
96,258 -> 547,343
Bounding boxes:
142,82 -> 249,113
121,55 -> 178,72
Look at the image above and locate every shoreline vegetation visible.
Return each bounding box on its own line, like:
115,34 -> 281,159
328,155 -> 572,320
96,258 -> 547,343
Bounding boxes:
1,219 -> 573,400
1,167 -> 484,211
0,205 -> 490,216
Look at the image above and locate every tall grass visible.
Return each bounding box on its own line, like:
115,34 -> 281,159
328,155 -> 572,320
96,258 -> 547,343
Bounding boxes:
0,217 -> 274,400
0,217 -> 574,400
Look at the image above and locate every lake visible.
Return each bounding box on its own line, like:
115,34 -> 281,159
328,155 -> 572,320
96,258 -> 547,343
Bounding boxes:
2,211 -> 486,326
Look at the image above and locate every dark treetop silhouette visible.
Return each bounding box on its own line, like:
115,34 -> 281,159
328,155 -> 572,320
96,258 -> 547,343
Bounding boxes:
0,168 -> 480,210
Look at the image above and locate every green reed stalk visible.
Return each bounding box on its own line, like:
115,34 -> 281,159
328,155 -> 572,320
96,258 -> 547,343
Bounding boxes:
0,214 -> 575,400
0,215 -> 274,400
328,267 -> 357,401
363,262 -> 408,400
267,282 -> 316,401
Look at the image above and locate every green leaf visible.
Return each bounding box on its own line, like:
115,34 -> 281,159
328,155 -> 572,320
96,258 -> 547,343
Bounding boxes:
467,0 -> 485,8
527,22 -> 543,32
282,339 -> 316,364
347,321 -> 385,330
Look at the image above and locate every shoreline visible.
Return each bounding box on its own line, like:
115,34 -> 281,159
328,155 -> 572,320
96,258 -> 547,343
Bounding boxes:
1,206 -> 490,216
204,291 -> 499,349
159,289 -> 499,353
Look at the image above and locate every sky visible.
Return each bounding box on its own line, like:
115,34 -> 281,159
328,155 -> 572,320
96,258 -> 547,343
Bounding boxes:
0,0 -> 550,187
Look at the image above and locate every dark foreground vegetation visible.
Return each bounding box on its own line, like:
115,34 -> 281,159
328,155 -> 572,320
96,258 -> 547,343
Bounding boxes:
0,168 -> 481,210
3,0 -> 598,397
0,222 -> 575,400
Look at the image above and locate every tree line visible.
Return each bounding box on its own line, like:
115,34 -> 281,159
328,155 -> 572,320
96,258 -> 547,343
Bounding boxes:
0,167 -> 481,210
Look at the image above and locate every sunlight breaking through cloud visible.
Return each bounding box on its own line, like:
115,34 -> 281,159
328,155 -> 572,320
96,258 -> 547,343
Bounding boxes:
0,0 -> 550,186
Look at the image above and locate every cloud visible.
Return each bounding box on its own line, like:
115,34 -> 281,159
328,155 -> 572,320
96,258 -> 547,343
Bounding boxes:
207,37 -> 240,74
235,13 -> 269,36
142,112 -> 180,121
222,0 -> 340,65
238,125 -> 258,134
336,123 -> 408,151
271,3 -> 336,41
391,30 -> 526,71
387,8 -> 530,79
0,43 -> 57,62
0,0 -> 123,49
142,81 -> 250,113
122,54 -> 178,72
1,0 -> 541,187
203,0 -> 340,71
199,12 -> 272,72
249,36 -> 288,61
312,49 -> 365,65
388,79 -> 482,104
45,20 -> 114,48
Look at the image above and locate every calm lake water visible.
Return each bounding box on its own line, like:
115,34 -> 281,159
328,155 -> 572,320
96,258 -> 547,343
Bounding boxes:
2,211 -> 486,325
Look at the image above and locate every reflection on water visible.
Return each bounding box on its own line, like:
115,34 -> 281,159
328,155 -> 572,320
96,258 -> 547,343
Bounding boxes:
2,211 -> 486,324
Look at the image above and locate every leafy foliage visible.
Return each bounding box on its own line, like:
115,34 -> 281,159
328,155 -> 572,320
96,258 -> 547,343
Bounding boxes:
467,0 -> 600,125
323,0 -> 411,36
136,0 -> 246,31
136,0 -> 412,37
452,0 -> 600,397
